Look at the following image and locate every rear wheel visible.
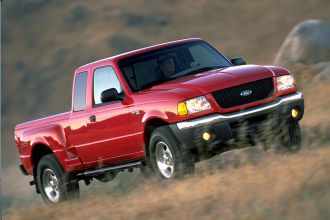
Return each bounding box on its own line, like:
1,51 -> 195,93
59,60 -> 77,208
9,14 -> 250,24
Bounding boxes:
37,154 -> 79,204
149,127 -> 195,179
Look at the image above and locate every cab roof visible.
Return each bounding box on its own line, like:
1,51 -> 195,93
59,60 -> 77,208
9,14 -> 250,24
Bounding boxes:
75,38 -> 202,73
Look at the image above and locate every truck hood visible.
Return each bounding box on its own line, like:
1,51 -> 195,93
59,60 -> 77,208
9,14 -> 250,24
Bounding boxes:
147,65 -> 277,96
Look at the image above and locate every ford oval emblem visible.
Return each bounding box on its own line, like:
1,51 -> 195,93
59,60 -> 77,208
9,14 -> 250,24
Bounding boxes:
240,90 -> 252,96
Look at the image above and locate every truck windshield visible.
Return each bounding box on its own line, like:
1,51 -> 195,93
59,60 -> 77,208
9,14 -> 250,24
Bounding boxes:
118,40 -> 232,92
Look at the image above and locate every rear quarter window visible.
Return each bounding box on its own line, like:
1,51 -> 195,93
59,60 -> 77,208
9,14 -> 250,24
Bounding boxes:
73,71 -> 88,112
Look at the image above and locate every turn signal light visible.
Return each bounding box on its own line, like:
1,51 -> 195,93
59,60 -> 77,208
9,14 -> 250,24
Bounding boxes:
178,102 -> 188,116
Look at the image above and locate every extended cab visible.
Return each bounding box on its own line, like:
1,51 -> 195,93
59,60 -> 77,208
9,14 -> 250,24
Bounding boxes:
15,38 -> 304,204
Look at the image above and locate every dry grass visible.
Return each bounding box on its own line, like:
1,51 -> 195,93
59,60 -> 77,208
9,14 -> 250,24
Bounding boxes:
3,145 -> 330,220
3,83 -> 330,219
3,80 -> 330,220
3,0 -> 330,168
2,1 -> 330,219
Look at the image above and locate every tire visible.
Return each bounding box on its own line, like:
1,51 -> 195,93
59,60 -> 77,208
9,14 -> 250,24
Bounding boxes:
37,154 -> 79,204
149,127 -> 195,179
278,121 -> 302,152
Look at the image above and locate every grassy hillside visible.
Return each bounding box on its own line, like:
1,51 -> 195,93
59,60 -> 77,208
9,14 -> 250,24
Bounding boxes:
3,79 -> 330,219
2,0 -> 330,218
4,146 -> 330,219
2,0 -> 330,165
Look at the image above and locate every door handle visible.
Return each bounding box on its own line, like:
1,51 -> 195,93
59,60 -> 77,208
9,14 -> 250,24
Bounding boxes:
87,115 -> 96,123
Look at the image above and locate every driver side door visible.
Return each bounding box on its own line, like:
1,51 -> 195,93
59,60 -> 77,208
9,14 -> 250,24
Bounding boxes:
78,65 -> 142,167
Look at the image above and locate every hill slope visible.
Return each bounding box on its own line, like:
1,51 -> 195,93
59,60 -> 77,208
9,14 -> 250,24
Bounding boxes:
2,0 -> 330,191
2,0 -> 330,218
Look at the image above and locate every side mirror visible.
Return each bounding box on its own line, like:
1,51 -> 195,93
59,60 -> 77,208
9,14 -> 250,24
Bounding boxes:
231,57 -> 246,65
101,88 -> 124,103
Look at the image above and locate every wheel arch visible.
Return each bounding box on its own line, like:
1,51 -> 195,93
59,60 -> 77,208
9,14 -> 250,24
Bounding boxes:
31,143 -> 54,175
143,118 -> 169,157
30,143 -> 55,194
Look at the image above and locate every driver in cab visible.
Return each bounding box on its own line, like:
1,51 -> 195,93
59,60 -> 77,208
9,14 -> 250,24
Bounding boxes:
157,54 -> 176,79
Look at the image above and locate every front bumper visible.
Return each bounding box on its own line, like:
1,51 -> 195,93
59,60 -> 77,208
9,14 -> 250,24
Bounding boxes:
169,92 -> 304,154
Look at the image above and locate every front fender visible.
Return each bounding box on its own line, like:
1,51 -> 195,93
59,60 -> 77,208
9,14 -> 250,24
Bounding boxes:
142,109 -> 169,125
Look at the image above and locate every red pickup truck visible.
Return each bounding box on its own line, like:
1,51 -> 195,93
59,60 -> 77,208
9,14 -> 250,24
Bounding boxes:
15,38 -> 304,204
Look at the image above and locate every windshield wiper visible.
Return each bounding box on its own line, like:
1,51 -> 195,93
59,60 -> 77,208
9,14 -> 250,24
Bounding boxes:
139,78 -> 173,90
139,81 -> 161,90
139,66 -> 224,90
139,75 -> 183,90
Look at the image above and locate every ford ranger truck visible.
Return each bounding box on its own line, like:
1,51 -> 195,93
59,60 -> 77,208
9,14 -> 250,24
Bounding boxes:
15,38 -> 304,204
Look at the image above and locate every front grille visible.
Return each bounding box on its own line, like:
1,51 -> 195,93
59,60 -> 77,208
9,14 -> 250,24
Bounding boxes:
212,78 -> 274,109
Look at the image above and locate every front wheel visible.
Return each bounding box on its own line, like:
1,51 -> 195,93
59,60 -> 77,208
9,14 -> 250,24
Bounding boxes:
149,127 -> 195,179
37,154 -> 79,204
278,121 -> 302,152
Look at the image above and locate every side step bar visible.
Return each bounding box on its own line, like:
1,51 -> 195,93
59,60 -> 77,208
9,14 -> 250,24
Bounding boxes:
78,161 -> 142,177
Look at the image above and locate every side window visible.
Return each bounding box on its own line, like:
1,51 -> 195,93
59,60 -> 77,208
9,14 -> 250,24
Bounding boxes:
93,66 -> 123,105
73,71 -> 88,112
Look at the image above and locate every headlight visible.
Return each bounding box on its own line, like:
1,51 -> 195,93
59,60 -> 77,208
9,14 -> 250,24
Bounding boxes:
276,74 -> 295,91
178,96 -> 211,116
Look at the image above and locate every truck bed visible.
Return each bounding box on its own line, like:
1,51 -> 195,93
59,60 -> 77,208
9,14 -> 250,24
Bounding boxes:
15,111 -> 70,131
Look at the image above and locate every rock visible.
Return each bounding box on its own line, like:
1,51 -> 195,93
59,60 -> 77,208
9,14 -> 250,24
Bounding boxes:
313,61 -> 330,72
274,20 -> 330,67
313,62 -> 330,82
